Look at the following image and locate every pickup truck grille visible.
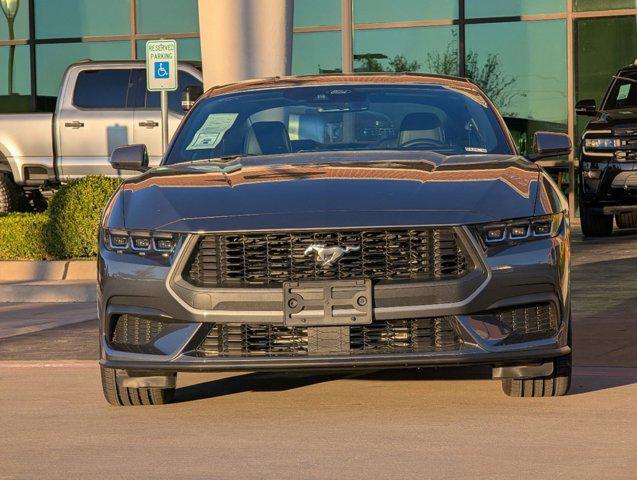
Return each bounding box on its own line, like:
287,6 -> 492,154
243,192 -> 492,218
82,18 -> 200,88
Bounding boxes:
185,228 -> 470,288
196,317 -> 461,357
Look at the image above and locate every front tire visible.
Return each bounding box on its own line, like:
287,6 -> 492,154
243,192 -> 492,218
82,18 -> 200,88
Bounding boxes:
501,355 -> 571,397
580,205 -> 613,237
0,173 -> 22,213
615,211 -> 637,229
100,366 -> 175,406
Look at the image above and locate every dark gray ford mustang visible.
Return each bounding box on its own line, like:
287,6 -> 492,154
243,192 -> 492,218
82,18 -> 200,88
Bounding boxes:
98,74 -> 573,405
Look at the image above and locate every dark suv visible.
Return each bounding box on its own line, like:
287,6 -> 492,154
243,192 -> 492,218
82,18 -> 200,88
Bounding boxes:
577,63 -> 637,236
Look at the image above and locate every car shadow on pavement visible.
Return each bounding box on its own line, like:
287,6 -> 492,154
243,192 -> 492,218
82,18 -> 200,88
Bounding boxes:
172,371 -> 351,403
172,364 -> 637,403
569,367 -> 637,395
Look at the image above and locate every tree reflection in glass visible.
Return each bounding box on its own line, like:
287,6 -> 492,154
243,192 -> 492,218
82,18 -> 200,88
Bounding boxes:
1,0 -> 20,95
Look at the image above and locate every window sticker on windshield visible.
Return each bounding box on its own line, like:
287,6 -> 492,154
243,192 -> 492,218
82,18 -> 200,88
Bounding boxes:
186,113 -> 239,150
465,147 -> 488,153
617,83 -> 631,101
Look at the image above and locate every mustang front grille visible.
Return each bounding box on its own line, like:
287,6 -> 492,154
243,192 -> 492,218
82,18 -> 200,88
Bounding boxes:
185,228 -> 470,287
195,318 -> 461,357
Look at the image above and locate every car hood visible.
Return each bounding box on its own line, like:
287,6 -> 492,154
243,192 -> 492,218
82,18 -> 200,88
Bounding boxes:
107,151 -> 541,232
587,109 -> 637,131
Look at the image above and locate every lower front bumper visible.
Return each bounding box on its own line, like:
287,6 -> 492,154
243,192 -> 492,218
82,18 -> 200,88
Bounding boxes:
101,346 -> 571,373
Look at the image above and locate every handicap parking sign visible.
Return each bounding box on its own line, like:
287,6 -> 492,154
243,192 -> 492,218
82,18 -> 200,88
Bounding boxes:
145,39 -> 177,91
154,61 -> 169,79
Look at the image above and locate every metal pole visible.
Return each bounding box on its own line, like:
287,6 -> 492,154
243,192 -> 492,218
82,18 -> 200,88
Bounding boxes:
161,90 -> 168,154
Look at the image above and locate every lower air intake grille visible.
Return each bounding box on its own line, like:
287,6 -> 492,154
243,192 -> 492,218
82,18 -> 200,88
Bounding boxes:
109,314 -> 166,354
196,318 -> 461,357
473,303 -> 559,344
185,228 -> 470,288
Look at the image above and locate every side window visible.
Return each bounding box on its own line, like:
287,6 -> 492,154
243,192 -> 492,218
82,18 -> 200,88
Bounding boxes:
136,70 -> 202,112
73,69 -> 133,109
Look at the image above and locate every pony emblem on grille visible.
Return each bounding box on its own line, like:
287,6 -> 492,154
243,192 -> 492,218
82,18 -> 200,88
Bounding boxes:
303,244 -> 360,268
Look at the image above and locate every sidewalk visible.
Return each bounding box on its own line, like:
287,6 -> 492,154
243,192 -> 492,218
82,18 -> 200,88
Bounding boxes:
0,302 -> 96,339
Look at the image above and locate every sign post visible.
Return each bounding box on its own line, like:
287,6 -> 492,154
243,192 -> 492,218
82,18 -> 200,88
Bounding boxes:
145,39 -> 178,154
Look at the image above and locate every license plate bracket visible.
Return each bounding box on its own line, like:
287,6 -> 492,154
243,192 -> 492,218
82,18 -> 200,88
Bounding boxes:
283,279 -> 372,327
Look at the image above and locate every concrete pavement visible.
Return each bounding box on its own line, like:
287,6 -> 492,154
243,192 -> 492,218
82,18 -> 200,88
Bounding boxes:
0,226 -> 635,479
1,364 -> 635,480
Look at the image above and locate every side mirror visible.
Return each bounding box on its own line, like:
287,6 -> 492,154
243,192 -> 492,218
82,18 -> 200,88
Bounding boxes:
575,99 -> 597,117
181,85 -> 203,111
110,144 -> 149,172
529,132 -> 572,161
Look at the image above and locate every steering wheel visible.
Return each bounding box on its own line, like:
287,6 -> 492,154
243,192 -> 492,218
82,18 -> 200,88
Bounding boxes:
399,138 -> 446,149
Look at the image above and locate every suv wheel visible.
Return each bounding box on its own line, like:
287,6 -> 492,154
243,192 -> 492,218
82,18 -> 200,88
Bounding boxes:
501,354 -> 572,397
615,211 -> 637,229
0,173 -> 22,213
580,205 -> 613,237
100,366 -> 176,406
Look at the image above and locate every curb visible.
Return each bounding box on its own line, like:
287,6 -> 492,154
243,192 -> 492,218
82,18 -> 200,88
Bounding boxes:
0,260 -> 96,282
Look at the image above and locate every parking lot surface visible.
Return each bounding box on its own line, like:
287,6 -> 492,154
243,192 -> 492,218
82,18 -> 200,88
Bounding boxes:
1,226 -> 636,479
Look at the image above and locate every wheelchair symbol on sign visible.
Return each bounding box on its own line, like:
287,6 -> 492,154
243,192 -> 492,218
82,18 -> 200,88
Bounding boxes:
154,61 -> 170,79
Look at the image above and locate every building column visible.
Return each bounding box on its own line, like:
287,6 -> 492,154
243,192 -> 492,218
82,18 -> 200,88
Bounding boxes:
197,0 -> 294,89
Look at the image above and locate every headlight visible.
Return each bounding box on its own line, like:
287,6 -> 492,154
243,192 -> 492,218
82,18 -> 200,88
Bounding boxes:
103,228 -> 179,256
477,213 -> 564,245
584,137 -> 620,150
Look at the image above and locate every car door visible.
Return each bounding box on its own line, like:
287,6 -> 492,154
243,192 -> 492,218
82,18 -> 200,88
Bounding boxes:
131,69 -> 203,166
57,67 -> 135,180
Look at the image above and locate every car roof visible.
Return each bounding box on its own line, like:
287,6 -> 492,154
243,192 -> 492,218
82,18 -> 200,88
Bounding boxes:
205,72 -> 479,98
68,59 -> 202,69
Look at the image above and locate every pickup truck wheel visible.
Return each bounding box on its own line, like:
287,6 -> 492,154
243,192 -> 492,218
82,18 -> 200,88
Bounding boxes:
501,354 -> 572,397
0,173 -> 22,213
580,206 -> 613,237
100,366 -> 175,406
615,211 -> 637,229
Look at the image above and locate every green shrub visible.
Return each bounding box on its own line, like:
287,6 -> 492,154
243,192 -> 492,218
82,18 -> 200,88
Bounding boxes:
0,212 -> 51,260
46,176 -> 121,259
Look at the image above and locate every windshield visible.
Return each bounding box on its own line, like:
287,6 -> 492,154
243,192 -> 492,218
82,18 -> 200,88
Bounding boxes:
604,73 -> 637,110
165,84 -> 513,165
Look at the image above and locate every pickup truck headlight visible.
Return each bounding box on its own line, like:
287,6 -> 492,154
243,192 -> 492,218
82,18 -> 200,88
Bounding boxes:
103,228 -> 179,256
584,137 -> 620,150
476,213 -> 564,245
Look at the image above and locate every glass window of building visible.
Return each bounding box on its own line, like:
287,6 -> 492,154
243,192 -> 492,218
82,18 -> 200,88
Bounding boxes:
36,41 -> 131,99
135,0 -> 199,35
294,0 -> 341,27
354,0 -> 457,24
466,0 -> 566,18
575,0 -> 637,11
292,31 -> 342,74
466,20 -> 568,155
34,0 -> 130,38
574,15 -> 637,137
354,26 -> 458,75
0,0 -> 29,40
0,45 -> 30,112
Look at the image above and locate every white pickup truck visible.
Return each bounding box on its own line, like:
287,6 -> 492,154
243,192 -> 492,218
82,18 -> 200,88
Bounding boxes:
0,60 -> 203,212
